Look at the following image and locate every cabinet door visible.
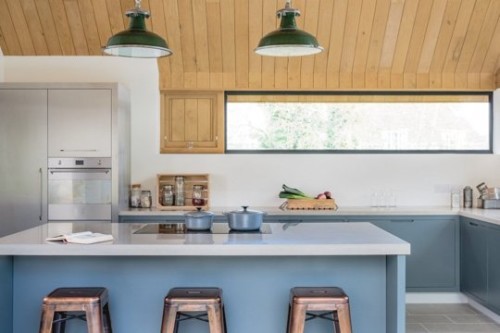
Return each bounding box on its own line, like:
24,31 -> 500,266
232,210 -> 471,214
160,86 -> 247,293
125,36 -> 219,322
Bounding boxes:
461,218 -> 488,303
160,91 -> 224,153
0,89 -> 47,236
365,217 -> 458,290
48,89 -> 112,157
488,225 -> 500,312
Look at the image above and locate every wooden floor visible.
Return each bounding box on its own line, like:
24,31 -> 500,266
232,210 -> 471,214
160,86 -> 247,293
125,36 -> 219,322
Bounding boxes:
407,304 -> 500,333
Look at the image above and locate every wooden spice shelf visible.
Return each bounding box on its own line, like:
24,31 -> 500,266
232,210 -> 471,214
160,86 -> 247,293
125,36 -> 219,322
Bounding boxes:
157,174 -> 209,211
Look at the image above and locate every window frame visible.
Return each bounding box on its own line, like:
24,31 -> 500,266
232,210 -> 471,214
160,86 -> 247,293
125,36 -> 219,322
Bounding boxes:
224,91 -> 493,154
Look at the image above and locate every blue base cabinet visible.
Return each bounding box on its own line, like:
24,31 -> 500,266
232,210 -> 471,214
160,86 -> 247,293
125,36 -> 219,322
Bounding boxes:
461,218 -> 488,303
461,217 -> 500,315
350,216 -> 459,292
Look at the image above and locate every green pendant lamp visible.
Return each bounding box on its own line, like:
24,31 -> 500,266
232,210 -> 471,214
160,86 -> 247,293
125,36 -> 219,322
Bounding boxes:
255,0 -> 323,57
103,0 -> 172,58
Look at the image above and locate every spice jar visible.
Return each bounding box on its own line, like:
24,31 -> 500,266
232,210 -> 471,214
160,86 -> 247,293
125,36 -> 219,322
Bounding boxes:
192,185 -> 205,206
140,190 -> 152,208
130,184 -> 141,208
175,176 -> 185,206
162,185 -> 174,206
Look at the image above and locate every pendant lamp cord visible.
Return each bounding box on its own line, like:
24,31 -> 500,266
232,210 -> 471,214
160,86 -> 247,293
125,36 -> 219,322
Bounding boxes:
135,0 -> 141,9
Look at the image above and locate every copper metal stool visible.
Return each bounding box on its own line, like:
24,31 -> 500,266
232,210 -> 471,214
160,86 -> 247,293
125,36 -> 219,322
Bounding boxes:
287,287 -> 352,333
39,287 -> 112,333
161,287 -> 227,333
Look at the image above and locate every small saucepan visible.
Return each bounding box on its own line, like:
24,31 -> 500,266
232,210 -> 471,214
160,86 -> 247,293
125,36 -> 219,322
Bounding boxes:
225,206 -> 266,231
184,208 -> 214,231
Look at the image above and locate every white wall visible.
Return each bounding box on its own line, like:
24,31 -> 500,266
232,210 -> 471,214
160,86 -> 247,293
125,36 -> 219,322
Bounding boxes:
4,56 -> 500,208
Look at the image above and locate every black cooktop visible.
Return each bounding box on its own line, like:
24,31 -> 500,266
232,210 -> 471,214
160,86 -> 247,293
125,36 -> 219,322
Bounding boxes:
133,223 -> 271,235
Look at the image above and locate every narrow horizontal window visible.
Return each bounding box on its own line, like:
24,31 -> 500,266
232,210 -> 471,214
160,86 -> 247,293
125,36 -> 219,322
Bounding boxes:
225,92 -> 492,153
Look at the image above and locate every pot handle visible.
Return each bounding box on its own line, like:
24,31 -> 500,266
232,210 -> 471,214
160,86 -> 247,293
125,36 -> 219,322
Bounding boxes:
241,206 -> 249,211
196,207 -> 202,212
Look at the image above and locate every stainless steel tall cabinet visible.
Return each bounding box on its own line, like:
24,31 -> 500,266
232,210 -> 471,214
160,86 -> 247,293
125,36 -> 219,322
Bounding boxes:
0,89 -> 48,237
0,83 -> 130,235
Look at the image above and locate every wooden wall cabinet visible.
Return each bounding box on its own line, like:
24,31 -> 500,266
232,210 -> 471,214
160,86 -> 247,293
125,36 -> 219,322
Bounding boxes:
160,91 -> 224,153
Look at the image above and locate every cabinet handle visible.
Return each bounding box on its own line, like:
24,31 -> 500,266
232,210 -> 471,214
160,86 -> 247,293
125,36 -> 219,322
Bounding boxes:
39,167 -> 43,221
390,219 -> 415,223
469,222 -> 479,227
59,149 -> 98,152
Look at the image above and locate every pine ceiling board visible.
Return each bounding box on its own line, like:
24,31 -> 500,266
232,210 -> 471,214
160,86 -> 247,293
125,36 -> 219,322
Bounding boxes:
149,0 -> 169,90
274,57 -> 289,89
34,0 -> 63,55
192,0 -> 210,89
220,0 -> 236,89
177,0 -> 197,88
234,0 -> 249,89
63,0 -> 90,55
416,0 -> 447,74
247,0 -> 262,89
390,0 -> 419,74
299,0 -> 319,89
105,0 -> 125,35
0,31 -> 8,55
163,0 -> 184,88
467,0 -> 500,72
20,0 -> 49,55
206,0 -> 223,89
365,0 -> 391,88
378,0 -> 405,88
119,0 -> 131,30
141,0 -> 152,30
404,0 -> 433,73
77,0 -> 102,55
352,0 -> 378,88
325,0 -> 347,88
5,0 -> 35,54
48,0 -> 76,55
260,0 -> 277,89
91,0 -> 113,47
442,0 -> 476,73
455,0 -> 491,73
339,0 -> 362,88
481,14 -> 500,73
312,0 -> 334,89
0,0 -> 22,54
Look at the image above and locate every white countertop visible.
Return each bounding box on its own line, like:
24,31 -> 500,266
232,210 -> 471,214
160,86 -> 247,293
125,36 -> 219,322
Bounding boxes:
121,206 -> 500,226
0,222 -> 410,257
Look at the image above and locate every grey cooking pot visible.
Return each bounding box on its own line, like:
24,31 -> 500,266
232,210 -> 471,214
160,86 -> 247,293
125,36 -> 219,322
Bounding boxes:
184,208 -> 214,230
225,206 -> 266,231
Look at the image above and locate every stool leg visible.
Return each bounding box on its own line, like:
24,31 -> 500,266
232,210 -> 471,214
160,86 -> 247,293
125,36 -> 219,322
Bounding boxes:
85,303 -> 104,333
39,304 -> 56,333
53,312 -> 67,333
161,303 -> 179,333
103,303 -> 113,333
288,304 -> 307,333
207,304 -> 224,333
336,304 -> 352,333
222,305 -> 228,333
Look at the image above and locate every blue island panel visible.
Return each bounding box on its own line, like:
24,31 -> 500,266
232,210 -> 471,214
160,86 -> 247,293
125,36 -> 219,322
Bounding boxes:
13,255 -> 388,333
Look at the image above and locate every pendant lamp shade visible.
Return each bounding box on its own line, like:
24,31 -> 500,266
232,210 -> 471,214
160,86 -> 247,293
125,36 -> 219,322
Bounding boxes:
255,0 -> 323,57
103,0 -> 172,58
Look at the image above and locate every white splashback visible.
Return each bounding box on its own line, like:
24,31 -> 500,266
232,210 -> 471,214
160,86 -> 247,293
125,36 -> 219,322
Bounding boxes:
4,56 -> 500,208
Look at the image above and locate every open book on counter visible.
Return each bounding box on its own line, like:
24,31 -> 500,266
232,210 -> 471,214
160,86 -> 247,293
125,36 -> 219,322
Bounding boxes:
46,231 -> 114,244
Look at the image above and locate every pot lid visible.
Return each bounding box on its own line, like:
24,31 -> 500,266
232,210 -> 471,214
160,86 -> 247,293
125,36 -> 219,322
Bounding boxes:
227,206 -> 266,215
185,207 -> 214,218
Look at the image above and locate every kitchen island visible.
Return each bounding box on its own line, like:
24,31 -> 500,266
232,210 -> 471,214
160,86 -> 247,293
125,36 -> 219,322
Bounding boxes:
0,222 -> 409,333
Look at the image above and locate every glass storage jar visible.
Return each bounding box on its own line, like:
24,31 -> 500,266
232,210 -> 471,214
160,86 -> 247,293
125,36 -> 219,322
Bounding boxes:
140,190 -> 152,208
175,176 -> 185,206
192,185 -> 205,206
162,185 -> 174,206
130,184 -> 141,208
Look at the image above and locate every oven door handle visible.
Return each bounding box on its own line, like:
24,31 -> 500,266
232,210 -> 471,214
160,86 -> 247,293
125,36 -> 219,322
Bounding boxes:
49,169 -> 110,175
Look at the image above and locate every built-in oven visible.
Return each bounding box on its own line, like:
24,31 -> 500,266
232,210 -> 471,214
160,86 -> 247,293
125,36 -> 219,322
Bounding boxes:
48,158 -> 112,221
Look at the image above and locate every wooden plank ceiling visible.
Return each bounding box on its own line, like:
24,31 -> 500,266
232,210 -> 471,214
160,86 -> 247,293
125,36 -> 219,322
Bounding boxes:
1,0 -> 500,91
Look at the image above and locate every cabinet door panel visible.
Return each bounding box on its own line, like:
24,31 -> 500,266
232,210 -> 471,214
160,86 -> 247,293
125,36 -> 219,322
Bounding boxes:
369,218 -> 457,290
461,219 -> 488,303
488,226 -> 500,312
161,91 -> 224,153
48,89 -> 112,157
0,89 -> 47,236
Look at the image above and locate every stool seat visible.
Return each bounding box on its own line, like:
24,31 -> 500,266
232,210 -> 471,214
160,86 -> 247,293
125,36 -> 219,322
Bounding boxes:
161,287 -> 226,333
287,287 -> 352,333
39,287 -> 112,333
